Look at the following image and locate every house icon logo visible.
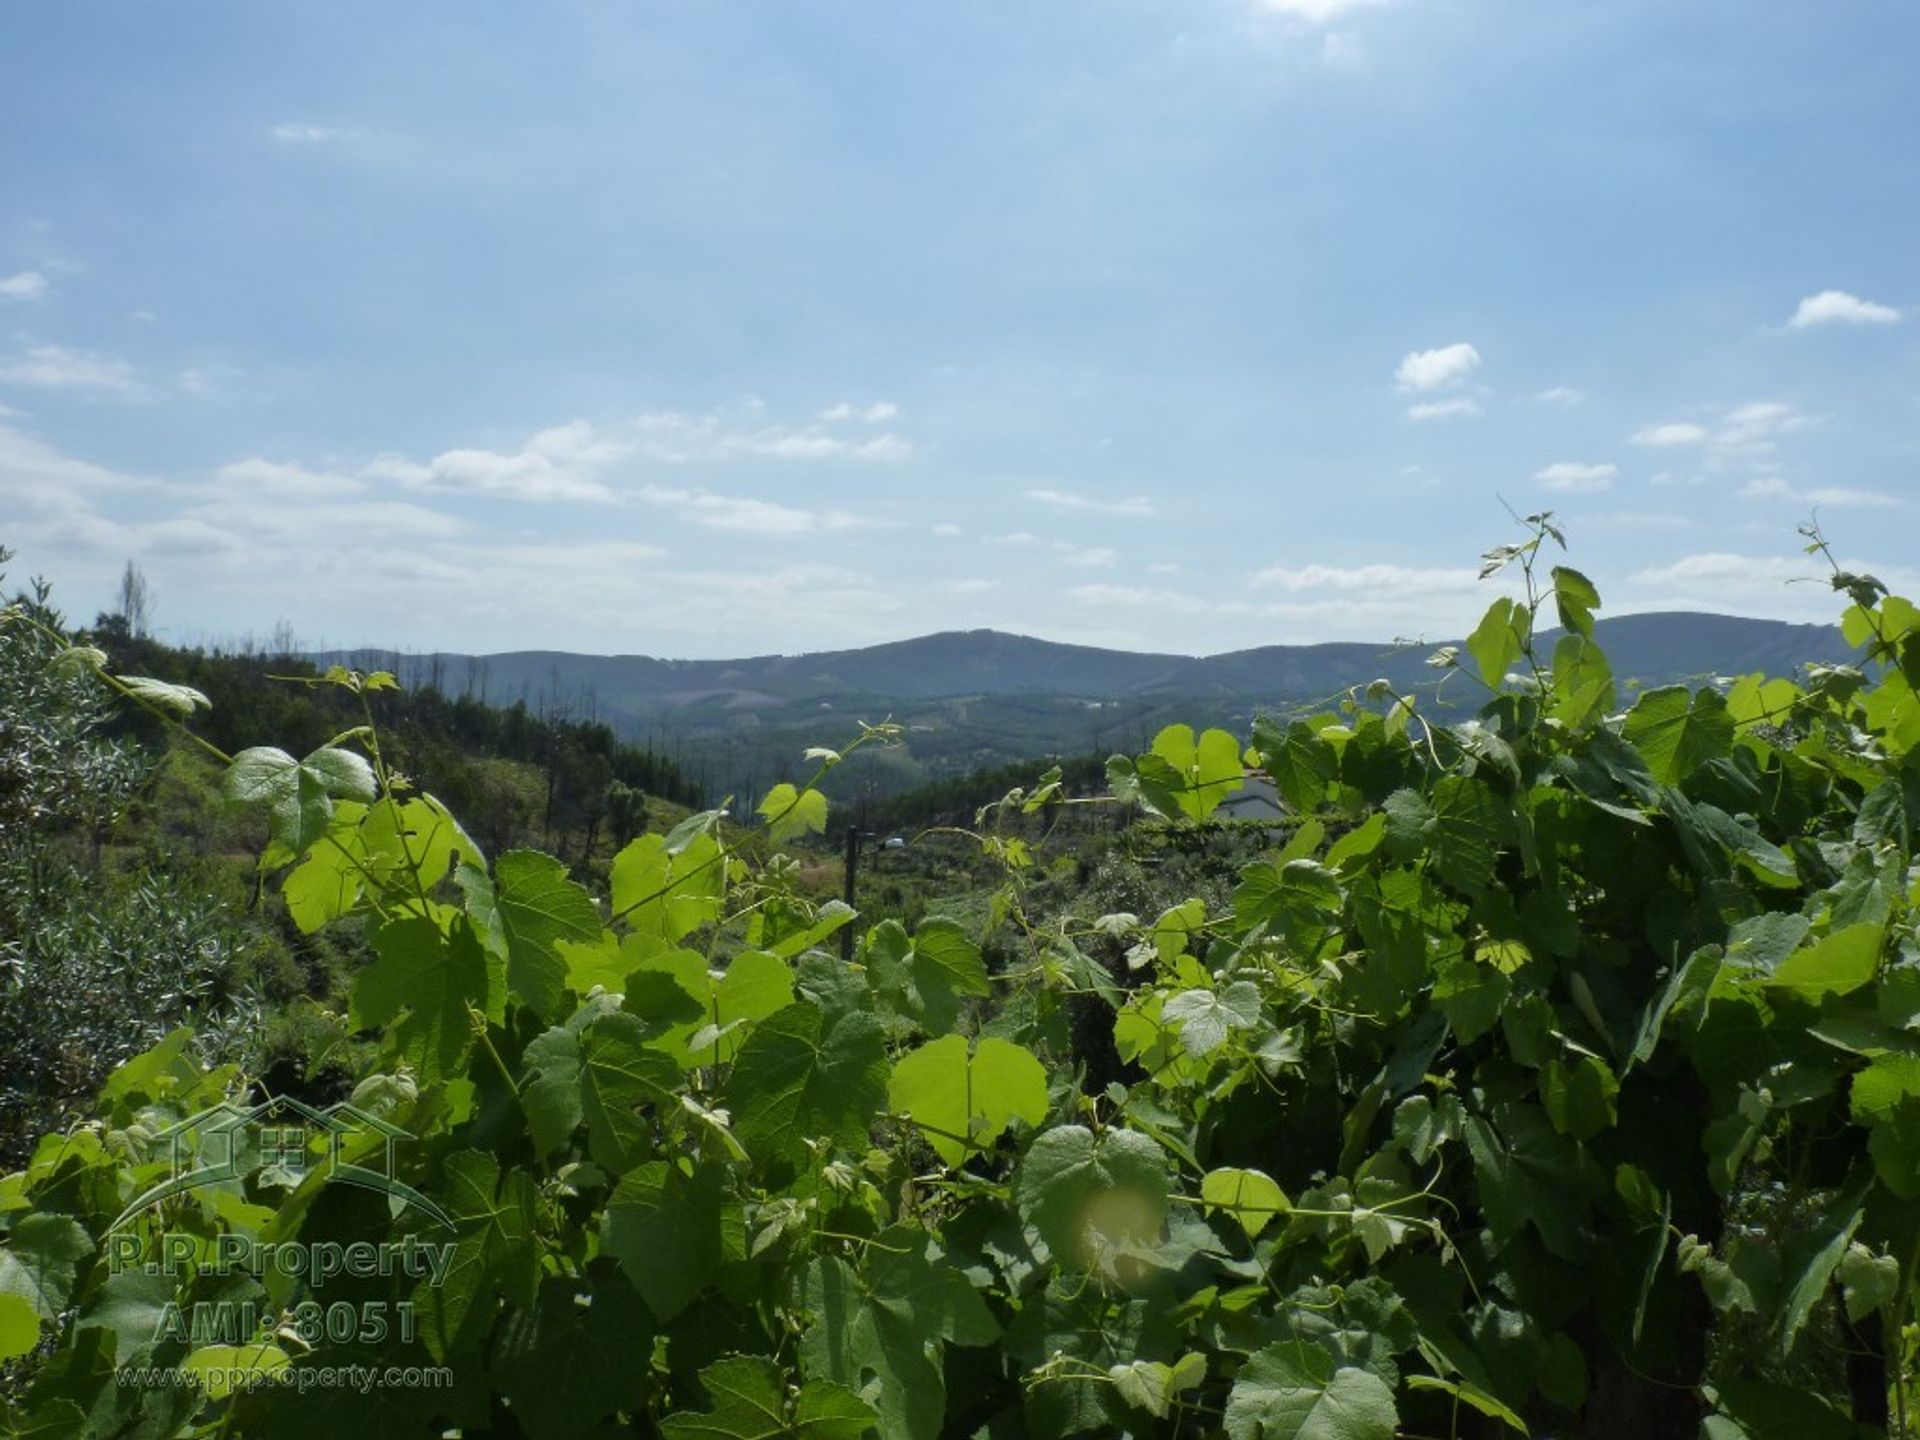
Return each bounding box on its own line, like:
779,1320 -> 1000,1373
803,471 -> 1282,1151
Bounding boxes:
109,1094 -> 453,1232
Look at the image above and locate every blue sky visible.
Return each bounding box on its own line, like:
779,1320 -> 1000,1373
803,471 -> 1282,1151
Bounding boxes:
2,0 -> 1917,656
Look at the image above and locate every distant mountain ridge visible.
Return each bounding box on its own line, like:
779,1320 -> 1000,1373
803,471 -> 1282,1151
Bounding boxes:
324,610 -> 1856,723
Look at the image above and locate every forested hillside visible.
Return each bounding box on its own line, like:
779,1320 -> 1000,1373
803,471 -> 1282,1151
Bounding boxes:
0,555 -> 703,1163
328,610 -> 1859,807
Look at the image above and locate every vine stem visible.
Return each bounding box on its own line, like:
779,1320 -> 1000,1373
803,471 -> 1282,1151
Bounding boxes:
9,608 -> 236,766
1894,1229 -> 1920,1438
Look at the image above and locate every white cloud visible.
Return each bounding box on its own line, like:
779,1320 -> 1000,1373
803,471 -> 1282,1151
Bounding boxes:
636,485 -> 877,536
1069,583 -> 1210,613
1318,31 -> 1367,69
1259,0 -> 1387,22
1068,559 -> 1524,642
1737,476 -> 1903,508
215,458 -> 367,499
1406,398 -> 1479,421
0,345 -> 137,391
367,421 -> 629,503
1632,422 -> 1709,447
1395,342 -> 1480,392
0,271 -> 49,302
1629,552 -> 1811,589
737,431 -> 908,461
0,422 -> 476,619
739,433 -> 842,459
271,123 -> 345,144
1718,400 -> 1810,448
1025,488 -> 1155,517
0,418 -> 158,515
1622,552 -> 1920,623
1804,487 -> 1902,508
1789,290 -> 1900,328
1631,402 -> 1815,461
816,400 -> 897,423
1250,561 -> 1480,594
206,497 -> 464,543
932,522 -> 963,538
0,419 -> 942,652
1536,386 -> 1583,405
1055,542 -> 1119,568
636,409 -> 910,463
1534,461 -> 1616,492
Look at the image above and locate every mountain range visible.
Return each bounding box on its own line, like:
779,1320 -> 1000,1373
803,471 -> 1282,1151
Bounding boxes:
327,611 -> 1856,801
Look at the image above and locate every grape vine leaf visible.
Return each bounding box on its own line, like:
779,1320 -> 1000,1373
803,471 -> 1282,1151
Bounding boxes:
721,1004 -> 890,1165
357,795 -> 484,892
73,1269 -> 181,1363
224,744 -> 378,857
1014,1126 -> 1170,1270
887,1034 -> 1049,1166
1773,1171 -> 1871,1351
521,1009 -> 680,1170
663,1354 -> 876,1440
1251,718 -> 1337,814
1550,633 -> 1616,729
490,1268 -> 654,1440
1384,778 -> 1509,898
1464,1104 -> 1605,1260
800,1234 -> 995,1440
865,918 -> 989,1035
1149,724 -> 1246,822
493,849 -> 603,1020
1769,922 -> 1883,1000
116,674 -> 211,717
1465,598 -> 1528,688
601,1159 -> 745,1321
758,783 -> 830,847
627,948 -> 795,1067
1550,565 -> 1600,639
0,1293 -> 39,1361
1161,981 -> 1263,1058
1622,685 -> 1734,785
1403,1377 -> 1526,1435
351,914 -> 492,1082
1224,1344 -> 1398,1440
1110,1354 -> 1206,1419
694,950 -> 797,1063
413,1150 -> 537,1362
1200,1167 -> 1290,1238
0,1216 -> 94,1321
281,838 -> 362,933
612,832 -> 726,951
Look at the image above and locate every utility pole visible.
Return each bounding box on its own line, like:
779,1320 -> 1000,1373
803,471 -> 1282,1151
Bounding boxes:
840,825 -> 866,962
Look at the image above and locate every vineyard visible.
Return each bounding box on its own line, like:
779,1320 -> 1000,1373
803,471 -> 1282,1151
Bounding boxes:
2,518 -> 1917,1438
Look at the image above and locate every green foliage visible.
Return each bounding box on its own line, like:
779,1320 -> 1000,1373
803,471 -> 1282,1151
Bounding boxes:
0,564 -> 277,1161
887,1033 -> 1048,1166
757,782 -> 829,845
7,520 -> 1920,1438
